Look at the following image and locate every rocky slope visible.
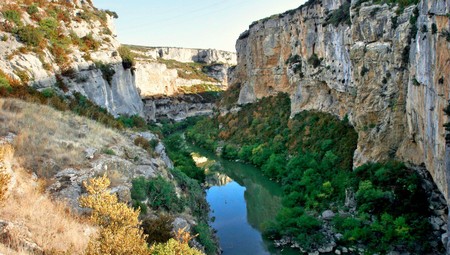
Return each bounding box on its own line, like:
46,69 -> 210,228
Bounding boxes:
232,0 -> 449,218
0,0 -> 143,117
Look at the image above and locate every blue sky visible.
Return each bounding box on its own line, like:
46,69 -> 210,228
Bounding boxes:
94,0 -> 305,52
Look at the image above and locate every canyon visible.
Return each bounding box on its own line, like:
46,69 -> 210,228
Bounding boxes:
0,0 -> 449,253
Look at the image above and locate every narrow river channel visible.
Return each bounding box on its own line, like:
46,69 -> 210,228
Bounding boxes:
190,147 -> 298,255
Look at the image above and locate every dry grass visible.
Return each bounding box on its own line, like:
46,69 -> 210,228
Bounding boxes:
0,142 -> 95,254
0,98 -> 128,179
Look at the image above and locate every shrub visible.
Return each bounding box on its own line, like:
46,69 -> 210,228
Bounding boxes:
81,33 -> 100,51
193,223 -> 217,255
102,148 -> 115,155
131,176 -> 182,213
17,25 -> 44,47
432,23 -> 438,34
104,10 -> 119,19
308,53 -> 321,68
39,17 -> 58,36
118,46 -> 136,69
26,4 -> 39,15
150,236 -> 203,255
95,62 -> 115,85
134,136 -> 157,154
142,214 -> 174,245
2,10 -> 22,26
324,1 -> 351,27
41,88 -> 55,98
117,114 -> 147,129
79,175 -> 149,255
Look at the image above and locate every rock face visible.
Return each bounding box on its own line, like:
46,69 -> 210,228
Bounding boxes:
233,0 -> 450,205
133,46 -> 237,65
131,46 -> 236,98
134,61 -> 226,97
143,94 -> 217,122
0,0 -> 143,117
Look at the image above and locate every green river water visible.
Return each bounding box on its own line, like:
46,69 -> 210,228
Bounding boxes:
190,147 -> 299,255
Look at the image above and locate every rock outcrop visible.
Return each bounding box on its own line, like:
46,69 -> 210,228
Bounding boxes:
232,0 -> 449,204
143,94 -> 217,122
0,0 -> 143,117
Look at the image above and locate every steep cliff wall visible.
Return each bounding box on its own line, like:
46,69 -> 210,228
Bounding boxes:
128,46 -> 236,98
0,0 -> 143,116
130,46 -> 237,65
233,0 -> 450,203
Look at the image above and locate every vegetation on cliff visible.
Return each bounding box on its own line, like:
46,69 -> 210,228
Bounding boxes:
187,93 -> 438,253
0,0 -> 116,70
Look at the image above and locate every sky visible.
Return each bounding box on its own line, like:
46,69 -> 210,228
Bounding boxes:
93,0 -> 306,52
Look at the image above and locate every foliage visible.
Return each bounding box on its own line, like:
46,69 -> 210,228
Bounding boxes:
332,162 -> 436,253
134,136 -> 158,154
17,25 -> 44,47
81,33 -> 101,52
150,236 -> 203,255
164,133 -> 205,182
141,214 -> 174,245
193,223 -> 217,255
432,23 -> 438,34
131,176 -> 182,213
95,62 -> 116,85
118,46 -> 136,69
104,9 -> 119,19
157,59 -> 217,83
187,92 -> 435,253
26,4 -> 39,15
285,54 -> 303,77
324,1 -> 351,27
79,174 -> 149,255
307,53 -> 321,68
117,115 -> 147,129
3,9 -> 22,26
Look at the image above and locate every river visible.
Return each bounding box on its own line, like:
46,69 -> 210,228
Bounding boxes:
190,147 -> 299,255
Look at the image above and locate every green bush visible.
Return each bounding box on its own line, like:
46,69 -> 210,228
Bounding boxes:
3,10 -> 22,26
26,5 -> 39,15
117,115 -> 147,129
193,223 -> 217,255
118,46 -> 136,69
131,176 -> 182,213
95,62 -> 115,85
164,134 -> 205,182
41,88 -> 55,98
17,26 -> 44,47
39,17 -> 58,36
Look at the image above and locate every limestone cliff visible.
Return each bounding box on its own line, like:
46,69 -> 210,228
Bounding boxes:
128,45 -> 236,98
0,0 -> 143,116
232,0 -> 450,207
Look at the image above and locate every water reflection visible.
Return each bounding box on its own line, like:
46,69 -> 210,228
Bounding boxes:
191,147 -> 298,255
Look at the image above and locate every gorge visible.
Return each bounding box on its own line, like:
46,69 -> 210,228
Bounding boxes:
0,0 -> 449,254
